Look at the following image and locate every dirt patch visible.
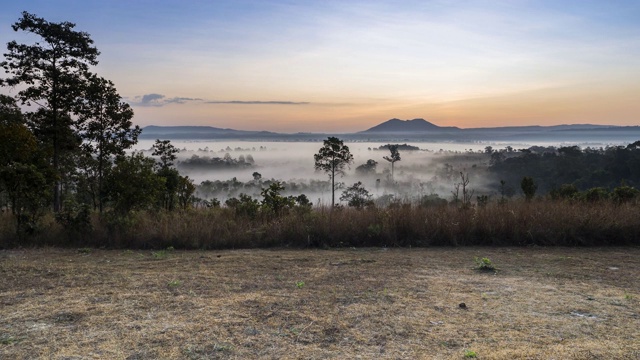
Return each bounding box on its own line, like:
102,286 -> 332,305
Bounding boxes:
1,247 -> 639,359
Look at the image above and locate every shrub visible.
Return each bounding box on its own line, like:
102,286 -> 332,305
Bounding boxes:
521,177 -> 537,201
226,193 -> 260,219
419,194 -> 447,208
476,195 -> 489,207
55,199 -> 93,244
581,187 -> 610,202
340,181 -> 373,209
550,184 -> 579,200
474,257 -> 496,271
612,186 -> 639,203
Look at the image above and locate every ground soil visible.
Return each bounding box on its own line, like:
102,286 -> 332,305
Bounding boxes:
1,247 -> 639,359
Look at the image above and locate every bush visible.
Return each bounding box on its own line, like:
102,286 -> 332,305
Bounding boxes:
340,182 -> 373,209
581,187 -> 610,202
226,193 -> 260,219
550,184 -> 579,200
55,199 -> 93,244
419,194 -> 448,208
521,177 -> 537,201
612,186 -> 639,203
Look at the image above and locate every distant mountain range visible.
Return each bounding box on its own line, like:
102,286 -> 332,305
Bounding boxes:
141,125 -> 278,139
361,118 -> 459,133
140,118 -> 640,142
360,118 -> 618,133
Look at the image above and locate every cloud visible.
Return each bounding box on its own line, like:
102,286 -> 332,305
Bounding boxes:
165,97 -> 203,104
205,100 -> 310,105
130,94 -> 203,107
141,93 -> 165,104
129,95 -> 308,107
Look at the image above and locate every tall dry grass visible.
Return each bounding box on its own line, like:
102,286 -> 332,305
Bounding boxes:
2,199 -> 638,248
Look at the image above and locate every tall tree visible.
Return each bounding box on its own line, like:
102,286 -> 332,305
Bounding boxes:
314,137 -> 353,207
383,144 -> 401,180
78,73 -> 139,213
0,11 -> 100,212
152,139 -> 181,210
0,95 -> 51,237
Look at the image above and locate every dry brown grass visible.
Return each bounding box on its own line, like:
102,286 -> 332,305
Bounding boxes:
2,200 -> 639,249
1,247 -> 639,359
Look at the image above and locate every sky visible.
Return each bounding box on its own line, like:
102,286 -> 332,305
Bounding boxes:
1,0 -> 639,132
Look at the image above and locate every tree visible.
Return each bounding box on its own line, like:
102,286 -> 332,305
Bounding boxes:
78,73 -> 139,213
0,94 -> 23,125
451,172 -> 474,208
1,12 -> 100,212
383,144 -> 401,180
261,181 -> 294,215
252,172 -> 262,182
0,163 -> 51,238
0,95 -> 53,238
314,137 -> 353,207
152,139 -> 179,170
340,181 -> 372,209
355,159 -> 378,176
152,139 -> 180,210
0,95 -> 35,165
521,176 -> 537,201
177,176 -> 196,210
105,153 -> 164,215
490,151 -> 505,166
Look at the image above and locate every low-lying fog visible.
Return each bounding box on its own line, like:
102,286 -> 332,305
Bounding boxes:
133,139 -> 627,205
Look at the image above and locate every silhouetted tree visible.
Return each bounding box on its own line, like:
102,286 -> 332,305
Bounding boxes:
355,159 -> 378,175
383,144 -> 401,180
1,12 -> 100,212
0,96 -> 51,237
78,73 -> 139,213
152,139 -> 180,210
314,137 -> 353,207
105,153 -> 164,215
152,139 -> 179,170
521,176 -> 537,201
340,181 -> 372,209
261,181 -> 294,215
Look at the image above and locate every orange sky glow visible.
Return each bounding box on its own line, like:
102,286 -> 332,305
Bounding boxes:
2,1 -> 639,132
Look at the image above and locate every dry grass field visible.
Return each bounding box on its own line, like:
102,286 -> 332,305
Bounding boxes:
1,247 -> 639,359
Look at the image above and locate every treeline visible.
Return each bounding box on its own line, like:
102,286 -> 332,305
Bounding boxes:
488,143 -> 640,195
177,153 -> 254,171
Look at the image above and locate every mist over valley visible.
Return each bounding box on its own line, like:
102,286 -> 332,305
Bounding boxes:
134,123 -> 639,206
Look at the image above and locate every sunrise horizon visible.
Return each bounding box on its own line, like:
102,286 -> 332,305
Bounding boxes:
2,1 -> 639,133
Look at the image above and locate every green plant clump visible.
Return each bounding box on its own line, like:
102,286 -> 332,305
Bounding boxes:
464,349 -> 478,358
152,250 -> 168,259
474,257 -> 496,271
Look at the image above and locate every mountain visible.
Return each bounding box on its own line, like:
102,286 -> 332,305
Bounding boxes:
360,118 -> 459,133
138,121 -> 640,143
140,125 -> 278,139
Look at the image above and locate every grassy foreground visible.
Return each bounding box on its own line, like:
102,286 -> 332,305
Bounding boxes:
1,248 -> 639,359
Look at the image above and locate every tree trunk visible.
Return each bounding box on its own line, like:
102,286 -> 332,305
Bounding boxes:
331,167 -> 335,207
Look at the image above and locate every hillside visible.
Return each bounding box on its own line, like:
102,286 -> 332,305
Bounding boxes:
360,118 -> 460,133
